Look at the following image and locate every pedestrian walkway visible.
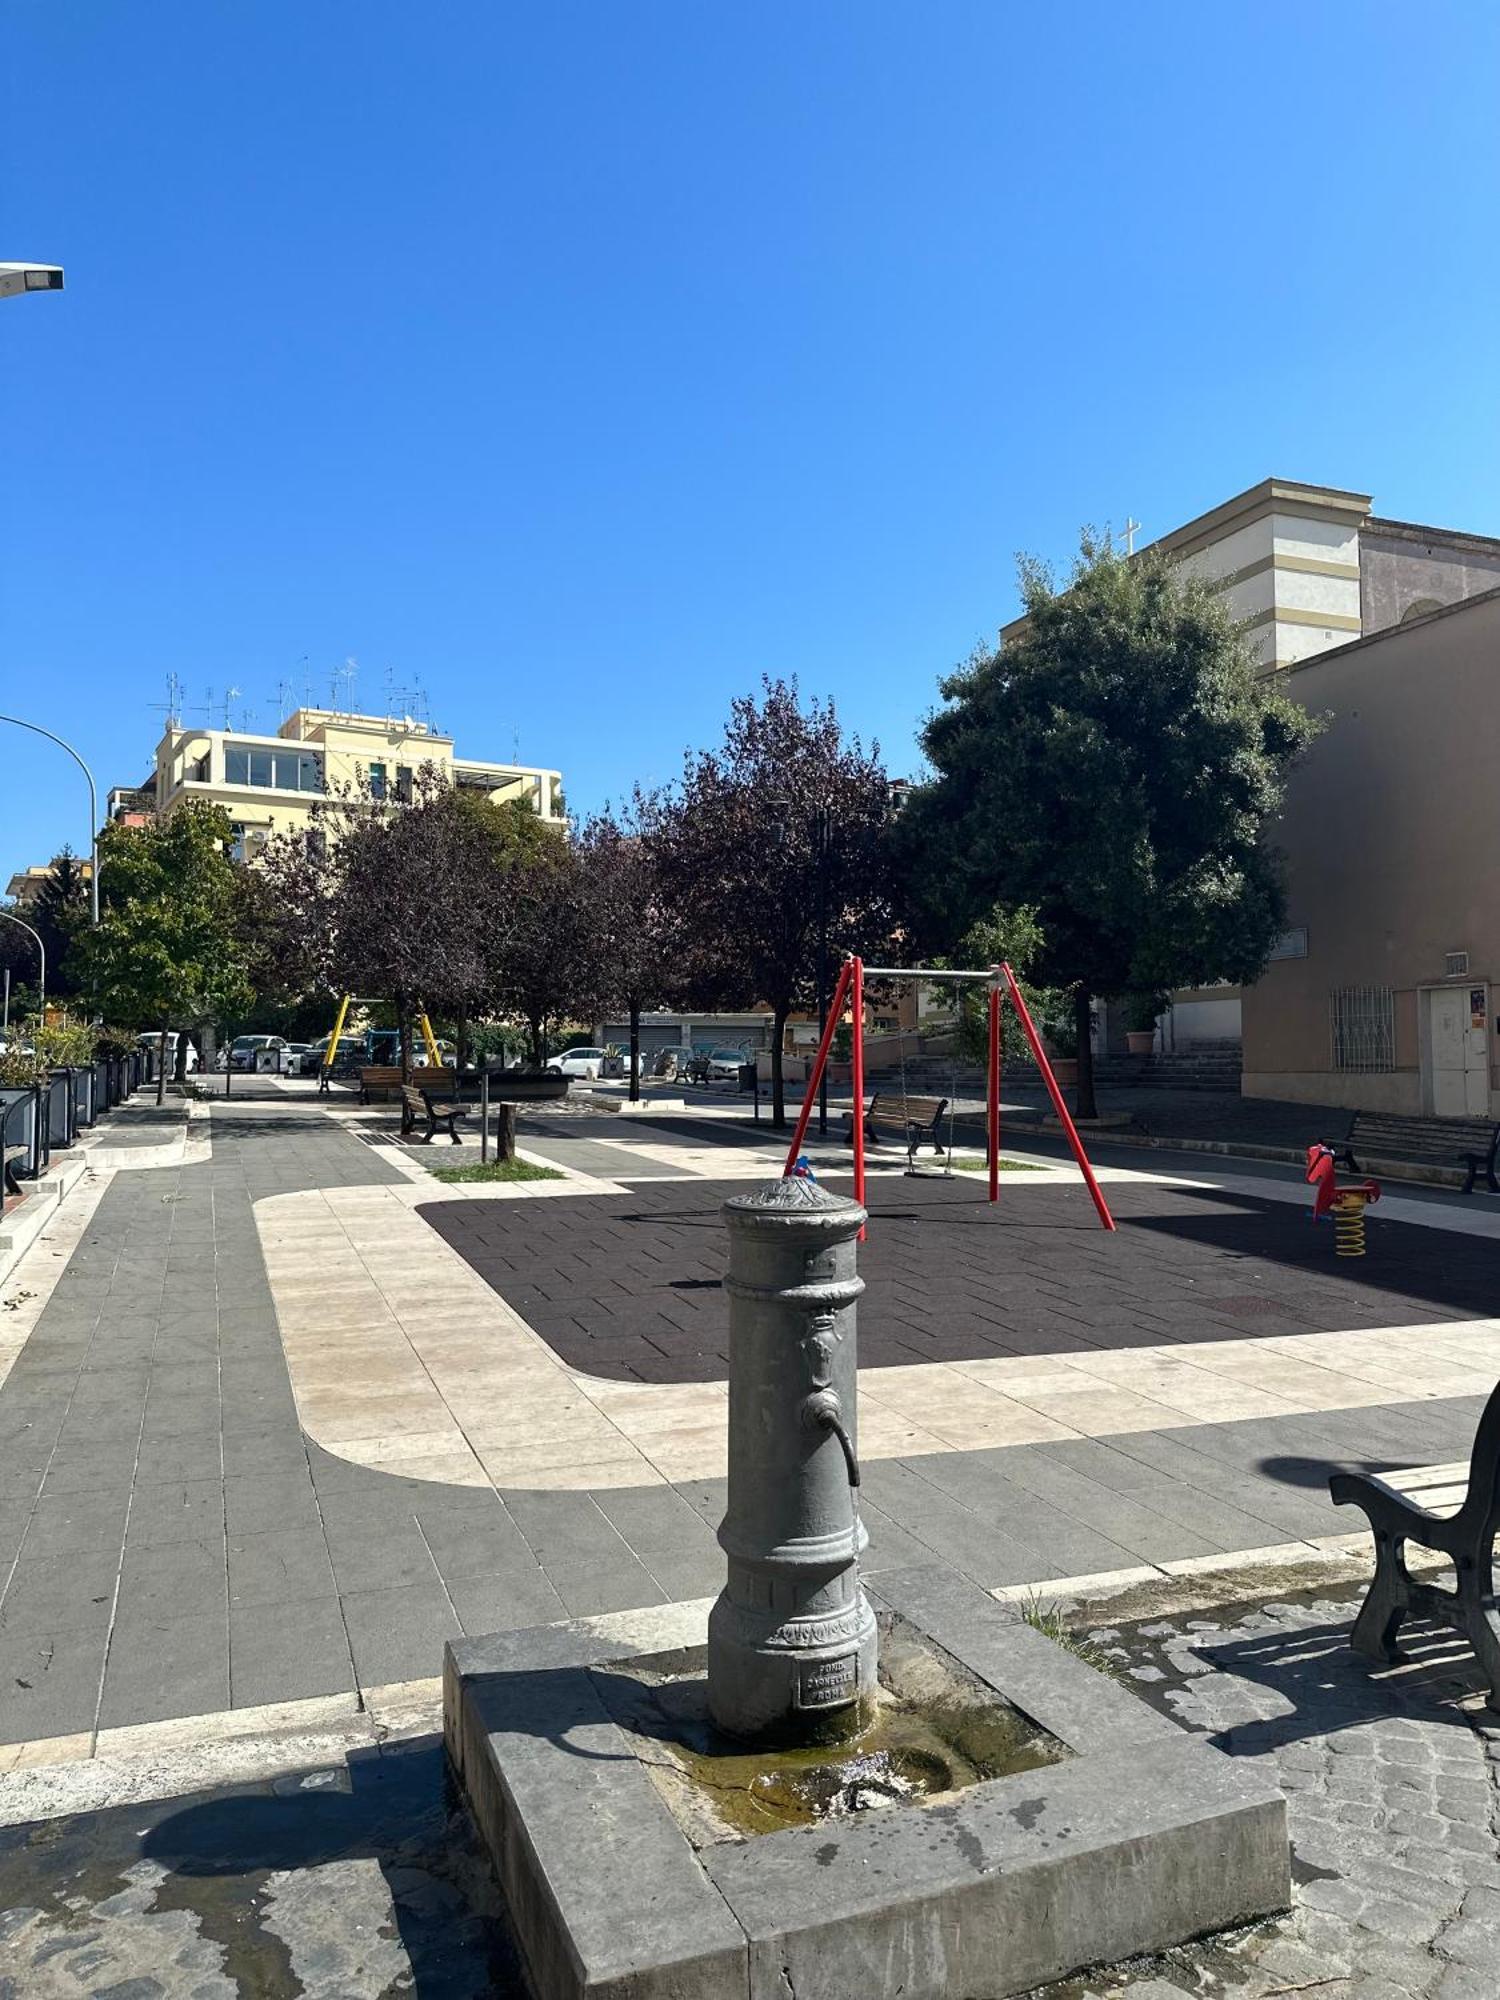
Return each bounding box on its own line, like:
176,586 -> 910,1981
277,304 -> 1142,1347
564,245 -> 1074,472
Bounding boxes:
2,1089 -> 1499,1766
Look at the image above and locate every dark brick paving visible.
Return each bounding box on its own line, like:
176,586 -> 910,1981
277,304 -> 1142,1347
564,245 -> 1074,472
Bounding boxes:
420,1172 -> 1500,1384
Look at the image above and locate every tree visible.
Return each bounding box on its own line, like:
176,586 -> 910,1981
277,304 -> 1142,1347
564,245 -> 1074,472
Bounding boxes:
645,680 -> 899,1127
901,535 -> 1321,1117
32,849 -> 90,1002
575,809 -> 673,1101
76,803 -> 252,1102
496,828 -> 597,1065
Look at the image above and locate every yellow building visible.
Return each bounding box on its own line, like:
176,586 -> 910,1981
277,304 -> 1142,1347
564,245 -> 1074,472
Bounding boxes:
116,707 -> 563,860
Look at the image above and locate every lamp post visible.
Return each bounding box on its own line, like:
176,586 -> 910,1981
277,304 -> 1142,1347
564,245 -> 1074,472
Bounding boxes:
0,716 -> 100,925
0,262 -> 64,301
0,908 -> 45,1019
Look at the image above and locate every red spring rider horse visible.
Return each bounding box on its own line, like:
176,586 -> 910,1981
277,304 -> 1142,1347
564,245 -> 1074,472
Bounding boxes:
1306,1143 -> 1380,1257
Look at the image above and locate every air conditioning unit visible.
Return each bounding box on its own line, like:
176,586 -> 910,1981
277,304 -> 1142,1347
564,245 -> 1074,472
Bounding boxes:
1445,951 -> 1470,977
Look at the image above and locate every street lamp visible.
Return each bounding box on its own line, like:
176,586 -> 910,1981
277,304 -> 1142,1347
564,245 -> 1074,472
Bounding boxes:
0,262 -> 64,300
0,716 -> 100,925
0,908 -> 45,1020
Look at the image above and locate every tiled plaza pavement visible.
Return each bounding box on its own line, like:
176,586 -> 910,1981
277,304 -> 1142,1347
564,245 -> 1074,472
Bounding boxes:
421,1171 -> 1500,1383
2,1093 -> 1499,1758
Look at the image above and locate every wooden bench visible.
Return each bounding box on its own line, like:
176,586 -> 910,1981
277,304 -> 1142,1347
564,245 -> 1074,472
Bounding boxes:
1338,1111 -> 1500,1195
401,1082 -> 469,1144
1331,1383 -> 1500,1708
359,1065 -> 406,1104
844,1091 -> 949,1158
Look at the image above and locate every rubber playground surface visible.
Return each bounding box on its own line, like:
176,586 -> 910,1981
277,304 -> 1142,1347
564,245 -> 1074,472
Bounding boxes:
419,1171 -> 1499,1385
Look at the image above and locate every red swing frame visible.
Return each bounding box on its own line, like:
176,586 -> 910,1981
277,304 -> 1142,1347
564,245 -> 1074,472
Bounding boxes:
782,957 -> 1115,1233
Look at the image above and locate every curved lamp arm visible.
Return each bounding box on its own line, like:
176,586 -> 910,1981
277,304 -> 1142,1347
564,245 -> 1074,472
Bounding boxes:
0,907 -> 45,1020
0,714 -> 100,925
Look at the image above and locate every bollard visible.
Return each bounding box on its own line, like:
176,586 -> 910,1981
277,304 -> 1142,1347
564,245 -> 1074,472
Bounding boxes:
707,1176 -> 877,1744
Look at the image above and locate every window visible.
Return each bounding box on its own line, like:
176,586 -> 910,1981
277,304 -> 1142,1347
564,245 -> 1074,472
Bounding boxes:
395,765 -> 413,803
368,761 -> 387,801
1330,987 -> 1395,1072
1445,951 -> 1470,978
229,821 -> 247,863
224,743 -> 324,792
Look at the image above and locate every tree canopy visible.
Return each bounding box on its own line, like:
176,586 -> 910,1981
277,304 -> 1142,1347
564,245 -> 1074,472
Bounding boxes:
644,679 -> 899,1124
77,803 -> 252,1099
900,536 -> 1320,1113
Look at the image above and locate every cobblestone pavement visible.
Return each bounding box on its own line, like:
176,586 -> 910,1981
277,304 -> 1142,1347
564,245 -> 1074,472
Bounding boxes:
0,1734 -> 525,1998
1062,1583 -> 1500,1999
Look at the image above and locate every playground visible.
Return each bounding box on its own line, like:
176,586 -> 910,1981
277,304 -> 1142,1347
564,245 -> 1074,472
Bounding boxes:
421,1164 -> 1500,1386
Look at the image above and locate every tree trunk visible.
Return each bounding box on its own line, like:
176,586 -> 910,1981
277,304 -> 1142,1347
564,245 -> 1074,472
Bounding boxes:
398,1009 -> 413,1082
174,1034 -> 189,1084
529,1015 -> 544,1066
156,1022 -> 169,1106
1073,987 -> 1097,1121
628,999 -> 641,1104
770,1001 -> 791,1130
456,1007 -> 468,1073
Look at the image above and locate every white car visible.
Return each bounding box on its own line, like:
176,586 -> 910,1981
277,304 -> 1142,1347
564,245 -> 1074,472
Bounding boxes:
705,1047 -> 750,1081
547,1046 -> 607,1079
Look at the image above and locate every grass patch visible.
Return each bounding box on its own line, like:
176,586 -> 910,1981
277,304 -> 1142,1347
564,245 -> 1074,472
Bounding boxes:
428,1158 -> 565,1184
1018,1594 -> 1120,1676
951,1156 -> 1042,1172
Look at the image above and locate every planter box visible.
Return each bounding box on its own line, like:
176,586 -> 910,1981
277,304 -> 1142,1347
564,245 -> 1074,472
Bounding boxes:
0,1088 -> 39,1180
72,1065 -> 96,1128
1125,1031 -> 1156,1056
45,1072 -> 75,1149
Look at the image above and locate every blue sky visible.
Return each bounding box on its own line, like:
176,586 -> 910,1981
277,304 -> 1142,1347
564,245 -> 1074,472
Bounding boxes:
3,3 -> 1497,882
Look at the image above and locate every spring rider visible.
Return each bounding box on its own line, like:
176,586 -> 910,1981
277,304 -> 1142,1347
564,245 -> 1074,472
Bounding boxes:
1306,1142 -> 1381,1257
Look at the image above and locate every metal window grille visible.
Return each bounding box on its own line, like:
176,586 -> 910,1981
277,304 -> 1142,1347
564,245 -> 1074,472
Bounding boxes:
1329,986 -> 1395,1072
1445,951 -> 1470,977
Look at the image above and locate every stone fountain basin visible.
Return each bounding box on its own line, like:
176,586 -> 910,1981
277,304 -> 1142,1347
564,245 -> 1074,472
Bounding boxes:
444,1565 -> 1287,2000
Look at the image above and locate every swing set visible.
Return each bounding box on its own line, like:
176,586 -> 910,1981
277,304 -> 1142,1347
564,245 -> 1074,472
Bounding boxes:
782,957 -> 1116,1233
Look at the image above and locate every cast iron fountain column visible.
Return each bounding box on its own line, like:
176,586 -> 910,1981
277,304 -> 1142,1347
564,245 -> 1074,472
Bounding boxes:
708,1176 -> 877,1742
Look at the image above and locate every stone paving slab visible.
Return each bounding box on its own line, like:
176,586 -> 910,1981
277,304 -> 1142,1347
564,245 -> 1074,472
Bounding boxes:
420,1172 -> 1500,1383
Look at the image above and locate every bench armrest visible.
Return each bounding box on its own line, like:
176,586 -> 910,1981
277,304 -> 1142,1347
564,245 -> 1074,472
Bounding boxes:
1330,1467 -> 1451,1548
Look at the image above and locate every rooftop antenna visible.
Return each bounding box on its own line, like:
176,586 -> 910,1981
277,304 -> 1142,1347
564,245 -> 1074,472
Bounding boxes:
150,671 -> 186,733
300,656 -> 312,709
337,655 -> 359,714
222,685 -> 241,730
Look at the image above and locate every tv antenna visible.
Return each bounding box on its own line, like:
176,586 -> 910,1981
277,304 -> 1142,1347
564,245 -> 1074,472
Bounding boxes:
150,671 -> 186,732
222,685 -> 241,729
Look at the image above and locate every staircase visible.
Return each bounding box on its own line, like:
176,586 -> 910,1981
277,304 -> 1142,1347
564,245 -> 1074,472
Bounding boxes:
1093,1038 -> 1243,1090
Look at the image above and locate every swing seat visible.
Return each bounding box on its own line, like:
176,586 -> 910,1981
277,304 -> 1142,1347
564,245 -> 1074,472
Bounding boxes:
846,1092 -> 948,1156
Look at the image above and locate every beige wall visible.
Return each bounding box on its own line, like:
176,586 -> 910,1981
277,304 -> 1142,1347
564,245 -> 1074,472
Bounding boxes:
1243,587 -> 1500,1112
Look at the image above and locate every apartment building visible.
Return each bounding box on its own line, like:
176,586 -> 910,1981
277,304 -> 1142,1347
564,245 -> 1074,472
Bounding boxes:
112,706 -> 563,860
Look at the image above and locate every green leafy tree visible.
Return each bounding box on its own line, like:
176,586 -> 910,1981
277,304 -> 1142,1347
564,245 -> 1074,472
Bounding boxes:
643,680 -> 900,1128
901,535 -> 1320,1117
76,802 -> 252,1102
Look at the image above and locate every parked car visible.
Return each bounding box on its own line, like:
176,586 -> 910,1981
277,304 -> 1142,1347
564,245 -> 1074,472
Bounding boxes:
546,1046 -> 608,1079
229,1034 -> 289,1072
300,1035 -> 365,1076
705,1047 -> 750,1081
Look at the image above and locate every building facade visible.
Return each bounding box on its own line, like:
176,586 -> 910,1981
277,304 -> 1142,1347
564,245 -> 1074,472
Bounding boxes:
113,706 -> 563,860
1242,586 -> 1500,1115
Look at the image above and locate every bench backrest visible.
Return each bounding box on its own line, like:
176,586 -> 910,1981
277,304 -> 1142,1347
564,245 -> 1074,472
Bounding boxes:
867,1093 -> 947,1124
361,1066 -> 406,1086
1351,1111 -> 1497,1156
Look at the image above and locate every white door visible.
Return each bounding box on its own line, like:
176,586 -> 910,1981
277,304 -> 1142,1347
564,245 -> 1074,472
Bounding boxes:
1427,986 -> 1489,1115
